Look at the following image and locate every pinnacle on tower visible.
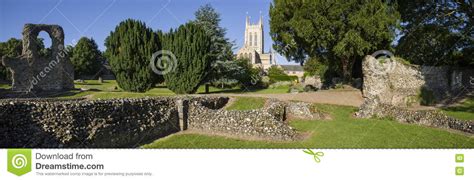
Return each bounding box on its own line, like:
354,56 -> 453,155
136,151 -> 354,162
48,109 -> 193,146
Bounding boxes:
246,14 -> 249,26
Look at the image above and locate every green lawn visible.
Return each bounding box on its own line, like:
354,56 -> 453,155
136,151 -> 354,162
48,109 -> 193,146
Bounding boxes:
143,104 -> 474,148
1,80 -> 290,99
441,96 -> 474,121
61,80 -> 289,99
0,84 -> 10,89
226,97 -> 266,110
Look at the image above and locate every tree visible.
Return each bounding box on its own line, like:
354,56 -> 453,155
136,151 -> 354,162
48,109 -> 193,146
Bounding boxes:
194,4 -> 237,89
194,4 -> 234,63
395,0 -> 474,66
70,37 -> 103,78
269,0 -> 399,81
104,19 -> 162,92
234,57 -> 264,87
0,38 -> 22,81
162,22 -> 213,94
207,60 -> 246,88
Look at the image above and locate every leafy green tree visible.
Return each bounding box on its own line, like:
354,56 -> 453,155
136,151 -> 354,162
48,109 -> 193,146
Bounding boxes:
207,60 -> 247,88
162,22 -> 213,94
234,57 -> 263,87
395,0 -> 474,66
70,37 -> 103,78
104,19 -> 162,92
0,38 -> 22,81
269,0 -> 399,81
0,41 -> 18,81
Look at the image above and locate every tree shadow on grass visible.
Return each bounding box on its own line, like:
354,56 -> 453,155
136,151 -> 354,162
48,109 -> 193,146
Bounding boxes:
197,87 -> 269,94
441,96 -> 474,113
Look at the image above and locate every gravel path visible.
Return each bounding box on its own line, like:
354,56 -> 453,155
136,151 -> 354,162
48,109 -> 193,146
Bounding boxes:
215,89 -> 364,107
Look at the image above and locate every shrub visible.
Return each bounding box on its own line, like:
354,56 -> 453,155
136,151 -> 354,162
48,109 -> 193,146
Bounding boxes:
162,22 -> 213,94
269,75 -> 298,83
104,19 -> 162,92
288,84 -> 304,93
235,57 -> 266,88
419,86 -> 436,105
267,65 -> 287,77
268,81 -> 292,89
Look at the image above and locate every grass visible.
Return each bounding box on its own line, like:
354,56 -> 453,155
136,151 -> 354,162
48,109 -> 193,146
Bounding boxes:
251,85 -> 289,94
225,97 -> 266,111
441,96 -> 474,121
1,80 -> 290,99
0,84 -> 10,89
143,104 -> 474,148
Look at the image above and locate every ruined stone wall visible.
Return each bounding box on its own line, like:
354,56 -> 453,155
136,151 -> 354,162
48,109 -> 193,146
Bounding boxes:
0,96 -> 300,148
365,102 -> 473,133
187,97 -> 297,140
0,98 -> 179,148
357,55 -> 473,134
1,24 -> 74,92
361,55 -> 473,107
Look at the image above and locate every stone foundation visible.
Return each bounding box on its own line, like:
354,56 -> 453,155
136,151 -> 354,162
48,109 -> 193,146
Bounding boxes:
187,97 -> 297,140
358,100 -> 473,134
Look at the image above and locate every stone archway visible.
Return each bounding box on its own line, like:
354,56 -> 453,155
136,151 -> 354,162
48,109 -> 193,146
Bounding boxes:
1,24 -> 74,92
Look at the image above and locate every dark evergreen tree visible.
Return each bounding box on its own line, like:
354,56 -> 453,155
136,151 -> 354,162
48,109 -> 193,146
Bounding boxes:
162,22 -> 213,94
395,0 -> 474,66
270,0 -> 399,81
194,3 -> 234,62
70,37 -> 103,78
104,19 -> 162,92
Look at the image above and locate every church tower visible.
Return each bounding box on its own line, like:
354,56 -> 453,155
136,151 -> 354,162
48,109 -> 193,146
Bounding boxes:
244,15 -> 264,54
237,13 -> 276,70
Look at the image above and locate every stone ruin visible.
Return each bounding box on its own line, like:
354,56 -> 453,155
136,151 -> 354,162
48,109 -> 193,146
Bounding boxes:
356,55 -> 473,134
357,54 -> 473,109
1,24 -> 74,92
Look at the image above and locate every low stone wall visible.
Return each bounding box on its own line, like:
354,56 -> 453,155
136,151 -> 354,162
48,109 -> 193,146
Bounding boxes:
0,98 -> 180,148
1,96 -> 301,147
286,102 -> 328,120
356,99 -> 473,134
187,97 -> 297,140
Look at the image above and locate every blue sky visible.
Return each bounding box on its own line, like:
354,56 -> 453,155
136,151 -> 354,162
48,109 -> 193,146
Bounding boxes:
0,0 -> 296,65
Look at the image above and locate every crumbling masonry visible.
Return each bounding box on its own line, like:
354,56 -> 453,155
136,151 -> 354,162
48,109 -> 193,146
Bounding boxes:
1,24 -> 74,92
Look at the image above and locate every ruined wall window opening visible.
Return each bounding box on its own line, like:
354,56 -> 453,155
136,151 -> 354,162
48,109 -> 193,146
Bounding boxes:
37,31 -> 53,59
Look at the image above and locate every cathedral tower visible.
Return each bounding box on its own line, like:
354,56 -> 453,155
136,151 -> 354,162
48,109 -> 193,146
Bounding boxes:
237,14 -> 275,70
244,15 -> 264,54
